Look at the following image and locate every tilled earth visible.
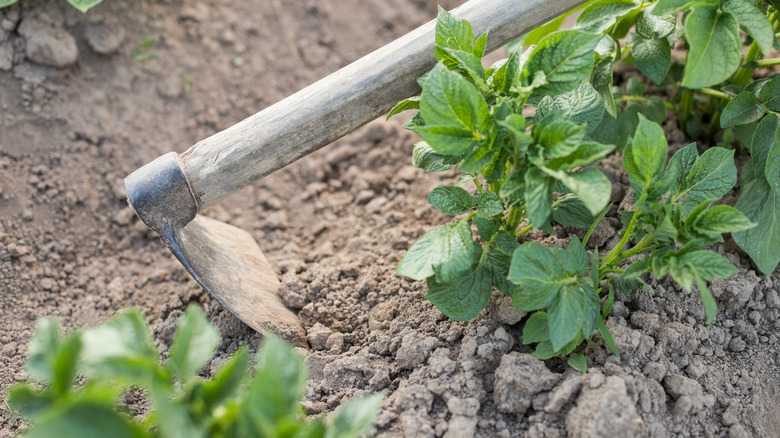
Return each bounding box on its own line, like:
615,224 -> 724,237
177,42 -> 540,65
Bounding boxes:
1,1 -> 779,437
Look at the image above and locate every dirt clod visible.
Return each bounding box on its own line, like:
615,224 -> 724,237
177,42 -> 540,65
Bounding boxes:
18,17 -> 77,68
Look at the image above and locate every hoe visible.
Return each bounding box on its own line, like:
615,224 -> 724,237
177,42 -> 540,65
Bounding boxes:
125,0 -> 586,346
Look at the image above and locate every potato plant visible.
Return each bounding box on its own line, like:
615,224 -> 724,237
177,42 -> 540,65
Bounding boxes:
392,3 -> 778,369
7,306 -> 382,438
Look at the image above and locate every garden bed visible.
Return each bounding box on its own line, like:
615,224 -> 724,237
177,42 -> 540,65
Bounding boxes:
1,0 -> 779,437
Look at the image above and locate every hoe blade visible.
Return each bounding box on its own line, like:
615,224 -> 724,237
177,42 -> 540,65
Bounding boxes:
166,215 -> 306,346
125,153 -> 306,346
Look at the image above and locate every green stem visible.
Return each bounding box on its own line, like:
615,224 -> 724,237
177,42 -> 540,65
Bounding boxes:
621,242 -> 659,260
507,206 -> 523,231
516,223 -> 533,238
755,58 -> 780,68
600,194 -> 645,273
679,88 -> 694,122
731,41 -> 762,87
698,87 -> 732,100
619,95 -> 675,109
472,174 -> 485,194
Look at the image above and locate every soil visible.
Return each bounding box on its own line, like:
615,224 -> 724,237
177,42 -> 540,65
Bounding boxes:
1,1 -> 779,437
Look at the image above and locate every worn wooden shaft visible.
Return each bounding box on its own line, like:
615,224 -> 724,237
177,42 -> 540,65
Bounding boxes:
181,0 -> 586,210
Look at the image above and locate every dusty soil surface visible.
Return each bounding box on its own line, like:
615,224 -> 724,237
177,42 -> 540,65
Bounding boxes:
2,0 -> 780,437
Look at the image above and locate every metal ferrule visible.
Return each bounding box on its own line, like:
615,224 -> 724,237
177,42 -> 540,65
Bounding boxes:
124,152 -> 198,235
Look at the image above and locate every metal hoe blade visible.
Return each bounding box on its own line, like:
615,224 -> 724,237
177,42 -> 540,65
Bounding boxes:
125,153 -> 306,346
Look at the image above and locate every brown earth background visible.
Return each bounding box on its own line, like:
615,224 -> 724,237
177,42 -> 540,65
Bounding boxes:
1,0 -> 780,437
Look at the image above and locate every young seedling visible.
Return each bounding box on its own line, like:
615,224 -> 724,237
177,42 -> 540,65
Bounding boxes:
392,6 -> 765,369
7,305 -> 383,437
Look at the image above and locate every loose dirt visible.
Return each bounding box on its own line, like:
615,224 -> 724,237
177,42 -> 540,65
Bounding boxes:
1,1 -> 779,437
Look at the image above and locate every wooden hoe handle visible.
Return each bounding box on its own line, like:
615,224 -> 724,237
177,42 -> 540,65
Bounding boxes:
179,0 -> 587,210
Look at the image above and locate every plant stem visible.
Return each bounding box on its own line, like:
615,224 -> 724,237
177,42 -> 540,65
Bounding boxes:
515,223 -> 533,238
600,194 -> 645,273
507,205 -> 523,231
679,88 -> 694,122
619,95 -> 675,109
621,241 -> 659,259
755,58 -> 780,68
731,41 -> 762,87
698,88 -> 732,100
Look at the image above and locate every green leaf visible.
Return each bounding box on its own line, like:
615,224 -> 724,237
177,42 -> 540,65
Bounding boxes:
326,393 -> 384,438
541,168 -> 612,215
476,191 -> 503,217
546,142 -> 615,170
694,205 -> 756,234
767,133 -> 780,193
517,2 -> 591,48
509,242 -> 583,312
167,305 -> 220,381
720,91 -> 765,128
435,47 -> 486,86
509,243 -> 564,310
590,103 -> 640,151
652,0 -> 693,15
425,256 -> 492,321
576,0 -> 642,33
636,10 -> 676,39
674,147 -> 736,205
428,186 -> 474,216
22,400 -> 147,438
397,221 -> 477,282
497,114 -> 534,154
552,195 -> 597,228
597,318 -> 620,357
534,118 -> 587,159
80,309 -> 158,382
733,114 -> 780,274
592,59 -> 617,118
696,278 -> 718,324
523,312 -> 551,344
473,217 -> 501,241
25,318 -> 65,384
472,32 -> 488,58
535,82 -> 605,134
548,285 -> 585,350
246,335 -> 307,424
531,341 -> 557,360
149,388 -> 200,438
499,169 -> 525,206
435,6 -> 475,52
567,354 -> 588,372
659,143 -> 698,196
0,0 -> 18,7
759,76 -> 780,112
682,4 -> 741,89
626,77 -> 645,97
413,125 -> 480,157
418,64 -> 490,155
630,33 -> 671,85
489,51 -> 520,94
641,96 -> 668,125
680,250 -> 739,281
202,347 -> 250,409
387,97 -> 420,120
524,168 -> 553,228
66,0 -> 103,13
521,30 -> 602,95
624,115 -> 668,190
412,142 -> 454,172
723,0 -> 775,55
